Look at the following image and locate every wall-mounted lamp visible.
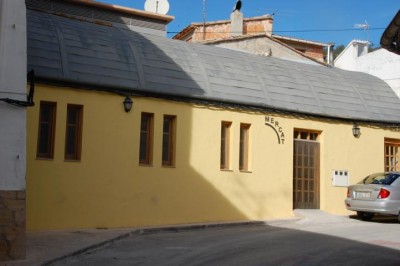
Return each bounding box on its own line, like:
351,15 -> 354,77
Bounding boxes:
123,96 -> 133,112
352,123 -> 361,138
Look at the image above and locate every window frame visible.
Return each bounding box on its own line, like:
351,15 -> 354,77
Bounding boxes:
220,121 -> 232,170
36,101 -> 57,159
239,123 -> 251,171
384,138 -> 400,172
162,115 -> 176,167
139,112 -> 154,165
294,129 -> 320,141
64,104 -> 83,161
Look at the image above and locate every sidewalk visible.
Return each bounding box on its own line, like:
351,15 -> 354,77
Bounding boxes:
2,228 -> 134,266
2,219 -> 297,266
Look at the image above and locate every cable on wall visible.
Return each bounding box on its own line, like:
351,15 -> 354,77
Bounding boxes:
0,70 -> 35,107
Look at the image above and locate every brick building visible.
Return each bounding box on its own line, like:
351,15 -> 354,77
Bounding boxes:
173,11 -> 331,64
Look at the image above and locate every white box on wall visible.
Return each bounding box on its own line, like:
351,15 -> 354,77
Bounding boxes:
332,170 -> 349,187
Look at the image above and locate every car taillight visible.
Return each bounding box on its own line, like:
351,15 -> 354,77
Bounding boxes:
378,188 -> 390,199
347,188 -> 350,198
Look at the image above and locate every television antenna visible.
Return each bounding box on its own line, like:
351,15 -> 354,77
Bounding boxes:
354,20 -> 370,42
144,0 -> 170,15
256,8 -> 278,17
203,0 -> 207,23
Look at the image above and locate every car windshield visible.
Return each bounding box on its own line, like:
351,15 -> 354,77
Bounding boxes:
358,173 -> 400,185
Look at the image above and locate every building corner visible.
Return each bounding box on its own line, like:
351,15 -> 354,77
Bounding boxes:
0,0 -> 27,261
0,191 -> 26,261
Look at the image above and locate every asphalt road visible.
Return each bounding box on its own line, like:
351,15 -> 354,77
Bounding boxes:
52,212 -> 400,266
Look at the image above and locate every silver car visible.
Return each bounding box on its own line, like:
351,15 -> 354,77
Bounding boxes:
345,172 -> 400,222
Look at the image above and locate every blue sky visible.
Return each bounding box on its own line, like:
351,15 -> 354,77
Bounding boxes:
98,0 -> 399,47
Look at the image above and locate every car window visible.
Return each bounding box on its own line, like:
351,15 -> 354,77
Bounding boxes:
358,173 -> 400,185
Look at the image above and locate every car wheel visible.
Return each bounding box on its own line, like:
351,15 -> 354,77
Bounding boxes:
357,211 -> 374,221
398,212 -> 400,223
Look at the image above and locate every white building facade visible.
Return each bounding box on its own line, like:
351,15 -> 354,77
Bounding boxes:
0,0 -> 27,261
335,40 -> 400,98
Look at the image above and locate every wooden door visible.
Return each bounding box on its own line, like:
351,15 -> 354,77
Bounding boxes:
293,140 -> 320,209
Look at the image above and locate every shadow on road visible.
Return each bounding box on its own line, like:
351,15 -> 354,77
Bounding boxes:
50,223 -> 400,266
349,214 -> 399,224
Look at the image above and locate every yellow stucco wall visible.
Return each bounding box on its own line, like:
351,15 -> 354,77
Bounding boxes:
27,84 -> 400,230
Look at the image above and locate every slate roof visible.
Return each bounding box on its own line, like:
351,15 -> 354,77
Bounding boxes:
27,9 -> 400,123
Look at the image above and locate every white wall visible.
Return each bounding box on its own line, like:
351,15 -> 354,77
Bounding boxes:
0,0 -> 27,190
334,41 -> 369,70
356,49 -> 400,98
335,40 -> 400,99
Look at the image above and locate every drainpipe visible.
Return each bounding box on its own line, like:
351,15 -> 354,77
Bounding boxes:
202,0 -> 206,40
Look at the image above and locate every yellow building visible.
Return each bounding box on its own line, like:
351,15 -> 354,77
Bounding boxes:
26,0 -> 400,230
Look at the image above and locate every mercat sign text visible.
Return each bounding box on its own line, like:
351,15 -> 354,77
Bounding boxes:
265,116 -> 286,144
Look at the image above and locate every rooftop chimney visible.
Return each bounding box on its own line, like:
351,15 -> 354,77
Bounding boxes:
327,43 -> 335,66
230,10 -> 243,37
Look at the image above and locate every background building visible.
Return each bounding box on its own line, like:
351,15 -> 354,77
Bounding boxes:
335,40 -> 400,98
172,12 -> 330,65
